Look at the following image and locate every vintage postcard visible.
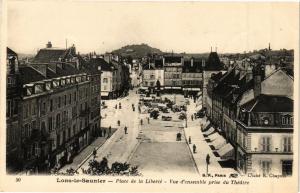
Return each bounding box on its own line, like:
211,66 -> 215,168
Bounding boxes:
0,1 -> 299,192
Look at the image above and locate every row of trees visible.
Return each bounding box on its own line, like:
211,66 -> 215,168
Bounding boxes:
53,157 -> 140,176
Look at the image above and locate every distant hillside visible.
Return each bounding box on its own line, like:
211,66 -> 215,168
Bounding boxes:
111,43 -> 162,58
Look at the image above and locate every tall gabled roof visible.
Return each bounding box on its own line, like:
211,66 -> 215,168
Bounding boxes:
205,52 -> 224,71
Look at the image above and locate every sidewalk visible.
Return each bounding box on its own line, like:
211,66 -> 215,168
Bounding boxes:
183,99 -> 236,175
60,128 -> 117,172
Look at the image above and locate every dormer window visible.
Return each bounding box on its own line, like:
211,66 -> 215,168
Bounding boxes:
66,78 -> 70,84
26,87 -> 33,96
76,76 -> 81,83
53,80 -> 59,88
46,82 -> 51,90
34,84 -> 43,94
71,77 -> 75,84
82,76 -> 86,82
282,114 -> 293,125
61,79 -> 66,86
263,117 -> 270,125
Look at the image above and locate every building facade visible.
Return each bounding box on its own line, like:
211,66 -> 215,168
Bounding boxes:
6,48 -> 22,172
182,58 -> 203,97
6,43 -> 101,173
142,58 -> 164,93
163,55 -> 183,93
202,51 -> 225,118
236,95 -> 293,176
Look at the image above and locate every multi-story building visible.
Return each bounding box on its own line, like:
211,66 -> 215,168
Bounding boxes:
142,58 -> 164,93
182,58 -> 203,97
208,59 -> 294,175
163,55 -> 183,93
103,54 -> 130,98
6,48 -> 22,172
6,42 -> 101,173
89,58 -> 115,99
236,94 -> 293,176
202,51 -> 225,118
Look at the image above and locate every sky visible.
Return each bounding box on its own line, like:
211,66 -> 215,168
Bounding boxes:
7,1 -> 299,54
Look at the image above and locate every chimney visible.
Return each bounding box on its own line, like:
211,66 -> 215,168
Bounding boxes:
163,57 -> 165,66
46,41 -> 52,48
191,58 -> 194,67
253,64 -> 263,98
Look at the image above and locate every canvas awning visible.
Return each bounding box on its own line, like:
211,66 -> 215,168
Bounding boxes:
203,127 -> 214,135
211,137 -> 227,150
208,132 -> 220,141
202,120 -> 211,130
197,91 -> 202,96
217,143 -> 234,159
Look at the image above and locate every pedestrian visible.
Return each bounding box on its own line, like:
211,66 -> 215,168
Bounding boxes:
193,144 -> 196,153
117,120 -> 120,126
206,154 -> 210,165
103,128 -> 106,137
147,117 -> 150,124
93,148 -> 97,159
124,126 -> 127,134
188,136 -> 191,144
140,119 -> 143,125
108,126 -> 112,136
191,114 -> 194,121
115,104 -> 117,109
99,128 -> 103,137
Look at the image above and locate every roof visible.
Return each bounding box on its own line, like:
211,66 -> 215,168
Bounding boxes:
242,94 -> 293,112
164,56 -> 182,63
33,48 -> 67,63
210,72 -> 223,81
87,58 -> 113,72
205,52 -> 224,71
7,47 -> 18,56
154,59 -> 163,68
182,59 -> 203,73
19,66 -> 46,84
143,63 -> 155,70
143,59 -> 163,70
